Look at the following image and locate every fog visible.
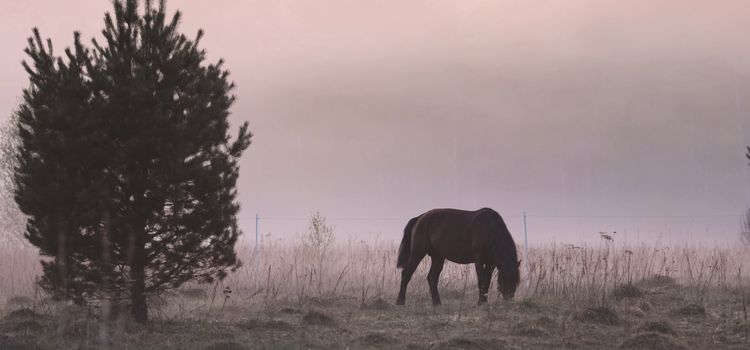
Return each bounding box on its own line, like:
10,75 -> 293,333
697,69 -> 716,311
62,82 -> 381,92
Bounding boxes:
1,1 -> 749,244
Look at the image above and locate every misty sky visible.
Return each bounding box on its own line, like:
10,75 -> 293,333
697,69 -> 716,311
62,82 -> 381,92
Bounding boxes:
1,1 -> 749,244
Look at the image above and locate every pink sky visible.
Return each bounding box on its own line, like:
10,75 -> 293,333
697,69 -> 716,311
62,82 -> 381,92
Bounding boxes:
2,1 -> 750,244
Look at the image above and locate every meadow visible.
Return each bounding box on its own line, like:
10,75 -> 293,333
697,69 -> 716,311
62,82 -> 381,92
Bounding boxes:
1,238 -> 749,349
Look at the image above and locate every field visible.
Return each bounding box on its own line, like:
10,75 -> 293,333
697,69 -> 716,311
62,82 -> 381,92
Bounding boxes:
1,239 -> 749,349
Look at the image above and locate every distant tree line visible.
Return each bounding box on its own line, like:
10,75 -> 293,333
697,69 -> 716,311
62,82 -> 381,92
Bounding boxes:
12,0 -> 251,323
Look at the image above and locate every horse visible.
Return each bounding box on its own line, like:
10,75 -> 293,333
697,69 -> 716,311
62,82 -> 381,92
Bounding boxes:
395,208 -> 521,306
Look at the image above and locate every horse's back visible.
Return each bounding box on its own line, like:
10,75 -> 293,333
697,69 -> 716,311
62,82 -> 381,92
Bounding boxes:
416,208 -> 490,264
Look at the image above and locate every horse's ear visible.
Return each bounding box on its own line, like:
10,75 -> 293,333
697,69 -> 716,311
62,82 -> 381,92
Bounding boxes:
517,259 -> 522,267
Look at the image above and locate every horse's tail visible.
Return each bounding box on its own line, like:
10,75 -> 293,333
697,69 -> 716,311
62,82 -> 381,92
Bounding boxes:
397,216 -> 419,269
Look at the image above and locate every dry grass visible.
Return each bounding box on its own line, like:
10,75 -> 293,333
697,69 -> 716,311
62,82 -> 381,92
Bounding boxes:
0,240 -> 749,349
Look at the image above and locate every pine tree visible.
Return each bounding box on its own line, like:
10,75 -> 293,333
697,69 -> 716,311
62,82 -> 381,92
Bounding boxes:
14,0 -> 251,323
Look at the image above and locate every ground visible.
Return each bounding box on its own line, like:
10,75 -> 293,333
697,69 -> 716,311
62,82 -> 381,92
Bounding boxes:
1,275 -> 748,350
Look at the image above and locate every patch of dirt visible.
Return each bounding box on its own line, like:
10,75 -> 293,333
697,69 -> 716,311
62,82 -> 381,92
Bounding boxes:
3,308 -> 42,321
731,322 -> 750,333
0,319 -> 45,333
638,320 -> 677,336
303,296 -> 338,307
303,295 -> 357,307
359,331 -> 397,346
0,334 -> 41,350
671,304 -> 705,317
612,283 -> 644,300
362,297 -> 392,310
619,332 -> 686,350
638,275 -> 677,289
265,320 -> 293,330
429,320 -> 450,331
511,322 -> 548,337
202,341 -> 246,350
3,309 -> 40,321
518,299 -> 548,313
62,319 -> 100,339
406,343 -> 428,350
535,316 -> 557,329
430,337 -> 505,350
279,307 -> 301,314
575,306 -> 623,326
235,319 -> 293,331
638,301 -> 653,312
624,306 -> 646,318
301,310 -> 336,327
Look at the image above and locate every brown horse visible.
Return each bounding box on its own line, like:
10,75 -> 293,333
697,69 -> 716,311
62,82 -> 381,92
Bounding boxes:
395,208 -> 521,306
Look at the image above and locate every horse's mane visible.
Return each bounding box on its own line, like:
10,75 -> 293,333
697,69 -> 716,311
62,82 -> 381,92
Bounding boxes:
474,208 -> 520,286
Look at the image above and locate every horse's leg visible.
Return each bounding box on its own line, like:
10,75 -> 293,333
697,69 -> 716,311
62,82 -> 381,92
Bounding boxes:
427,257 -> 445,306
475,263 -> 489,304
396,253 -> 425,305
484,265 -> 495,302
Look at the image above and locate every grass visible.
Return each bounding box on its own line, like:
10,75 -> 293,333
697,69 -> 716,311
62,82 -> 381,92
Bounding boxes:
0,240 -> 749,349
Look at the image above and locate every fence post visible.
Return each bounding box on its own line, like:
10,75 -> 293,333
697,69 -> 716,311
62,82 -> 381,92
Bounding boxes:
255,214 -> 259,253
524,211 -> 529,287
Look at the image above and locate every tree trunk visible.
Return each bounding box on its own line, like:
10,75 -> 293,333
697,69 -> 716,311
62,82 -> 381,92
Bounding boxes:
100,208 -> 112,342
129,226 -> 148,323
56,217 -> 67,334
56,221 -> 67,295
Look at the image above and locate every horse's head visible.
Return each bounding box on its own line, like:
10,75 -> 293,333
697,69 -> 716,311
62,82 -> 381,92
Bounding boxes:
479,208 -> 521,300
498,259 -> 521,300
